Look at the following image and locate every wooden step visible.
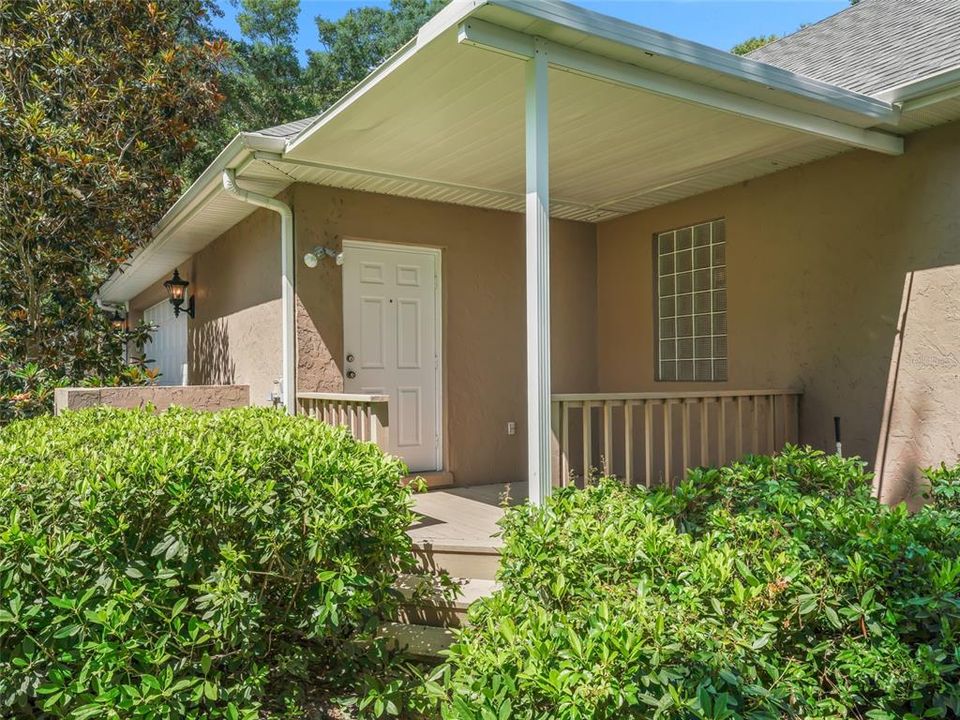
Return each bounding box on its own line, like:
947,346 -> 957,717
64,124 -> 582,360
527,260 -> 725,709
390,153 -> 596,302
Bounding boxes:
380,621 -> 455,660
412,541 -> 500,581
394,574 -> 498,628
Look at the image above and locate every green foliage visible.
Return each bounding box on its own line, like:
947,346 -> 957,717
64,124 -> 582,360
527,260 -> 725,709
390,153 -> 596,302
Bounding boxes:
0,407 -> 419,717
435,447 -> 960,719
0,0 -> 226,418
305,0 -> 448,108
730,35 -> 780,56
924,463 -> 960,513
0,320 -> 158,423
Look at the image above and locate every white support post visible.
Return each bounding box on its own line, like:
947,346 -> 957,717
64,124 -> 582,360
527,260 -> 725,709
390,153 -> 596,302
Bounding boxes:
525,39 -> 552,506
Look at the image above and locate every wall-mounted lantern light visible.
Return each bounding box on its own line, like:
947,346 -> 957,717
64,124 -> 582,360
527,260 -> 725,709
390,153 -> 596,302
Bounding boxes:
163,269 -> 195,318
110,310 -> 127,332
303,245 -> 344,268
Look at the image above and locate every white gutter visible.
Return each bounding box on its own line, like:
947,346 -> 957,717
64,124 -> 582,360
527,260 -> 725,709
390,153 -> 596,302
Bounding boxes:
221,169 -> 296,415
875,66 -> 960,113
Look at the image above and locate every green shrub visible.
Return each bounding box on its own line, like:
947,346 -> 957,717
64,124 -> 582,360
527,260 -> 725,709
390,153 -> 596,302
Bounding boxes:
925,463 -> 960,512
436,447 -> 960,719
0,406 -> 417,718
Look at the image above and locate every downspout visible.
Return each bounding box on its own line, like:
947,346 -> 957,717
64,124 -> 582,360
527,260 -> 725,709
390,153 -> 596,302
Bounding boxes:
221,168 -> 296,415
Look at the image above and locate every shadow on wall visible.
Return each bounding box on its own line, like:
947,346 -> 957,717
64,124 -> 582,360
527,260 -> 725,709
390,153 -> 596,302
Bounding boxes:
189,318 -> 236,386
295,194 -> 347,393
875,266 -> 960,507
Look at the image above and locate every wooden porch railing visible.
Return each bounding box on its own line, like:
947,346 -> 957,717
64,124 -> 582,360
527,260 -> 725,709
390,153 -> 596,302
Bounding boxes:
551,389 -> 801,487
297,392 -> 390,447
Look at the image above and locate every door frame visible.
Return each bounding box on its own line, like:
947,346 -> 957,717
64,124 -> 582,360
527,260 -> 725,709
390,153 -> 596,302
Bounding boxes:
341,238 -> 444,471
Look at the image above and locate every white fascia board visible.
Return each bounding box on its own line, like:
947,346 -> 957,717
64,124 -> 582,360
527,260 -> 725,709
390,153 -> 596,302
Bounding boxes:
459,18 -> 904,156
485,0 -> 897,124
875,66 -> 960,112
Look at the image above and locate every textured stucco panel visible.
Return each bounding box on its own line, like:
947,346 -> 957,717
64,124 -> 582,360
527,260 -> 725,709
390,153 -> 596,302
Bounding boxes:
54,385 -> 250,414
876,267 -> 960,506
597,120 -> 960,502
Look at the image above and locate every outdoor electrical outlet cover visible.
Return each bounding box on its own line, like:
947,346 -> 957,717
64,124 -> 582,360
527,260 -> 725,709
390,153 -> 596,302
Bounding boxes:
507,421 -> 516,435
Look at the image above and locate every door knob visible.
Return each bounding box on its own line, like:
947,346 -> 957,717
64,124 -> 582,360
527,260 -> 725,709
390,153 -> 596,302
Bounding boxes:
346,370 -> 356,379
346,353 -> 355,362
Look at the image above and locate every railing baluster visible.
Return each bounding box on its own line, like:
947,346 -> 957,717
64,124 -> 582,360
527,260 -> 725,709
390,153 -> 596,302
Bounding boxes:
663,401 -> 673,487
718,398 -> 727,465
767,395 -> 775,453
602,401 -> 613,476
751,395 -> 760,453
681,400 -> 691,479
624,401 -> 634,485
644,400 -> 653,488
582,402 -> 593,481
700,399 -> 709,466
561,402 -> 571,485
736,396 -> 744,458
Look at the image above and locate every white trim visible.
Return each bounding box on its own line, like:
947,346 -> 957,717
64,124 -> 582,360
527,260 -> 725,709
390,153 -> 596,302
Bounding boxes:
459,18 -> 904,156
525,40 -> 552,505
297,392 -> 390,403
875,66 -> 960,112
341,239 -> 444,472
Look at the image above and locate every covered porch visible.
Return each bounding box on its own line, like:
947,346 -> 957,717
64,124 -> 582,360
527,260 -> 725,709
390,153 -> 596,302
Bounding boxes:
281,0 -> 898,502
99,0 -> 905,504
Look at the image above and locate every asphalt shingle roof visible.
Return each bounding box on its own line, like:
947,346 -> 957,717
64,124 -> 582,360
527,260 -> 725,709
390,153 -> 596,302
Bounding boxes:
748,0 -> 960,95
250,116 -> 320,139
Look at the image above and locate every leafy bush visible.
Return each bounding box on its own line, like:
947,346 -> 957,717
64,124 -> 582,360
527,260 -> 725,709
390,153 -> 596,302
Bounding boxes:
925,463 -> 960,512
0,407 -> 417,718
436,447 -> 960,719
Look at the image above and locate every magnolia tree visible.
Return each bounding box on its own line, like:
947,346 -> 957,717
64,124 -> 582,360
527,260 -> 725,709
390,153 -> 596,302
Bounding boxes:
0,0 -> 225,421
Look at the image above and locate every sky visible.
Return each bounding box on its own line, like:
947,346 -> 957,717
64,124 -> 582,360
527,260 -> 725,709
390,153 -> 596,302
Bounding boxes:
212,1 -> 850,61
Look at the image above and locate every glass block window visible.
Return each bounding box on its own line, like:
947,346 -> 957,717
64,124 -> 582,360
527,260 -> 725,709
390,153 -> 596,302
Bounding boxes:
656,219 -> 727,382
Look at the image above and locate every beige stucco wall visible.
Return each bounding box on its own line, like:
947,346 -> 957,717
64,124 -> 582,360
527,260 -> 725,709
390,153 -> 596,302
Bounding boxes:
596,120 -> 960,504
292,184 -> 597,485
130,206 -> 284,406
131,185 -> 598,486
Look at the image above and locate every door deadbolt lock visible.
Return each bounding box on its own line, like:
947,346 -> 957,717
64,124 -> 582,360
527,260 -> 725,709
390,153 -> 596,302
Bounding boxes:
346,353 -> 355,362
346,370 -> 356,379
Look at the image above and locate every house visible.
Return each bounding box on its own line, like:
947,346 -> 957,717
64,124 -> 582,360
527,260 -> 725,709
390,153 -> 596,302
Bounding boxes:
98,0 -> 960,508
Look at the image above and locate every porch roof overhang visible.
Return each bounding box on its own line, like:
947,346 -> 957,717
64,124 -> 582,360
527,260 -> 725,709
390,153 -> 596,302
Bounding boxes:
100,0 -> 913,304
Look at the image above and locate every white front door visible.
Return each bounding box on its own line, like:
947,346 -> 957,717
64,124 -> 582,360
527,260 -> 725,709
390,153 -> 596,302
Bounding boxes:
342,240 -> 442,472
143,299 -> 187,386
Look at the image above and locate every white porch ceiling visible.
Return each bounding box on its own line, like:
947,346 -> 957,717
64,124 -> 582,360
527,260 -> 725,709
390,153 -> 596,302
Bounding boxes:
283,24 -> 854,224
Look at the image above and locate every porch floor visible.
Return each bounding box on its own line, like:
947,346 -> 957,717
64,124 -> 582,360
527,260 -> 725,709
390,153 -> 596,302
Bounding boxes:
408,482 -> 525,548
